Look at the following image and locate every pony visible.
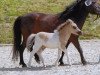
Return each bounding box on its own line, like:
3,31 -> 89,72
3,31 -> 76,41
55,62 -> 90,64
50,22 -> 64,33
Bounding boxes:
12,0 -> 100,67
26,19 -> 82,67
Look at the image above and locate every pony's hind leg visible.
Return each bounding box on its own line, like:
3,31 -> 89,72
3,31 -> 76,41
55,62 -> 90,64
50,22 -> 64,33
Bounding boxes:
19,43 -> 27,67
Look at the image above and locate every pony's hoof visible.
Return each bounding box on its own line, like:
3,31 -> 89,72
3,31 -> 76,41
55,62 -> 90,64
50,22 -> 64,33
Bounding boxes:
19,63 -> 27,67
82,61 -> 87,65
22,64 -> 27,67
37,61 -> 41,64
59,62 -> 64,66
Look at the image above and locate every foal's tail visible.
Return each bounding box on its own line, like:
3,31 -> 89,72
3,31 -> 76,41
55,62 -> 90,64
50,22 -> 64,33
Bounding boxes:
26,34 -> 36,52
12,16 -> 22,61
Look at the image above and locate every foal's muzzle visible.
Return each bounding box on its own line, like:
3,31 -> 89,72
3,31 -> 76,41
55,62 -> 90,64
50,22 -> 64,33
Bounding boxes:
77,31 -> 82,35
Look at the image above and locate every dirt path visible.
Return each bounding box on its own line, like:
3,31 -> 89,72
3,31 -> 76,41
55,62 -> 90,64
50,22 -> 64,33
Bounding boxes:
0,40 -> 100,75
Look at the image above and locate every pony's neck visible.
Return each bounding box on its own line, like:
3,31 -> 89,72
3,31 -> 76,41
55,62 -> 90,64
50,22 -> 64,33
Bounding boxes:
59,3 -> 89,29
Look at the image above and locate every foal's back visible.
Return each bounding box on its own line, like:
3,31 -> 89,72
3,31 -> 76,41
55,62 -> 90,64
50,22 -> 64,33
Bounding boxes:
36,31 -> 59,48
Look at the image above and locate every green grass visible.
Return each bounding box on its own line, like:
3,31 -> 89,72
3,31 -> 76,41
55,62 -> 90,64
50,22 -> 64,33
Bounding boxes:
0,0 -> 100,43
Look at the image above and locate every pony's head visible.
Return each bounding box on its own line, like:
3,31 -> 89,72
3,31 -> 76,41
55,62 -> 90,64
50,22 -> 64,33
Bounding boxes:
65,19 -> 82,35
78,0 -> 100,15
59,0 -> 100,20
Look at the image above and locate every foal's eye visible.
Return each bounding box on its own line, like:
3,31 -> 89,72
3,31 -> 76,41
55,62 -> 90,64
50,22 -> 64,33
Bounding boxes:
73,26 -> 76,29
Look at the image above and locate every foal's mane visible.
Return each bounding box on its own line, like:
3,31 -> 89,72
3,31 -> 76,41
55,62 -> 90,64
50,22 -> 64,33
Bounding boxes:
56,19 -> 74,31
56,22 -> 67,31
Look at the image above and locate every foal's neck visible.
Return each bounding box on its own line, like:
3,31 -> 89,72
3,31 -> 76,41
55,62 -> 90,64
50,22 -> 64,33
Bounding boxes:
58,28 -> 71,46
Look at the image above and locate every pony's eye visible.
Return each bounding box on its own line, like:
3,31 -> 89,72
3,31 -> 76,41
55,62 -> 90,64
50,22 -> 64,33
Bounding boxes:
73,26 -> 76,29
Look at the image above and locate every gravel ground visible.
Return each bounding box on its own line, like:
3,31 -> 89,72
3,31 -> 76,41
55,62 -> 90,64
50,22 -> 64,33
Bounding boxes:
0,40 -> 100,75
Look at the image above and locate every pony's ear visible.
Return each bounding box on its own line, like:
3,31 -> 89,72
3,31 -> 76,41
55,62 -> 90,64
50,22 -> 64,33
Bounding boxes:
85,0 -> 92,6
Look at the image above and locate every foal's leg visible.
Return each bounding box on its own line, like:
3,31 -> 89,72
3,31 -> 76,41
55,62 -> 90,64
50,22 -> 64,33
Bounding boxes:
59,41 -> 70,65
72,39 -> 87,65
27,44 -> 42,67
55,49 -> 62,66
37,50 -> 45,67
37,47 -> 45,66
64,48 -> 70,65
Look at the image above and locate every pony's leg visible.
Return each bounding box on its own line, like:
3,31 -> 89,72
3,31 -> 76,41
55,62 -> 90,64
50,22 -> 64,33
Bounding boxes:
59,41 -> 70,66
54,49 -> 62,66
72,39 -> 87,65
34,53 -> 40,63
19,43 -> 27,67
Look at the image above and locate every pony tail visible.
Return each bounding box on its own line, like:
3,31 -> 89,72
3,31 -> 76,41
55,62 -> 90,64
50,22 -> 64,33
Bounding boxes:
26,34 -> 36,52
12,16 -> 22,61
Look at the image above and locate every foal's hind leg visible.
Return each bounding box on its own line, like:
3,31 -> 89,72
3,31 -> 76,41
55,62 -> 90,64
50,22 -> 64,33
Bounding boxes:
27,44 -> 42,67
37,46 -> 45,66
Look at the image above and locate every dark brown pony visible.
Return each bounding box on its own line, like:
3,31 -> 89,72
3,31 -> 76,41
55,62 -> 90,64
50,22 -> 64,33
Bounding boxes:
12,0 -> 100,67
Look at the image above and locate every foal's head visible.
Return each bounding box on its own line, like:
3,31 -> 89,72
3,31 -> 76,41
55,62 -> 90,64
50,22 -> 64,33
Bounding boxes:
56,19 -> 82,35
66,19 -> 82,35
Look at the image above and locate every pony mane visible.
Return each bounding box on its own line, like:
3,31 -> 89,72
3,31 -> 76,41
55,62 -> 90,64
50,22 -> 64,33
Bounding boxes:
58,0 -> 82,20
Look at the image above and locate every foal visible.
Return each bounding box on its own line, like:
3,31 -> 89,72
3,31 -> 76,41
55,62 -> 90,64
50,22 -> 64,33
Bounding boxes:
26,19 -> 82,67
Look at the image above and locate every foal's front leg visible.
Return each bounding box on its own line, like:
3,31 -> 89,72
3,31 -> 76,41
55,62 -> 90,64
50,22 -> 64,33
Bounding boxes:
64,48 -> 70,65
54,49 -> 62,66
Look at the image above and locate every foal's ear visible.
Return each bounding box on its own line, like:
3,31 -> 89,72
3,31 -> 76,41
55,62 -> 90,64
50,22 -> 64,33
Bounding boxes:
66,19 -> 72,25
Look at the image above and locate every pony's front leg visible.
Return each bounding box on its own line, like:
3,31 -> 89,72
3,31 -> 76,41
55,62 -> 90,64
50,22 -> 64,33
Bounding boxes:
54,49 -> 62,66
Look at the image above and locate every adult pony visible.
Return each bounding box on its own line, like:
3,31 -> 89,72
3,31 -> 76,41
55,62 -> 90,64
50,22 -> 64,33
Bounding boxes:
26,19 -> 82,67
12,0 -> 100,67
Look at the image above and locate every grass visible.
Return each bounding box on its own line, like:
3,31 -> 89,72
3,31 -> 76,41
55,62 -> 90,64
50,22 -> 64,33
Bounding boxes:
0,0 -> 100,44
